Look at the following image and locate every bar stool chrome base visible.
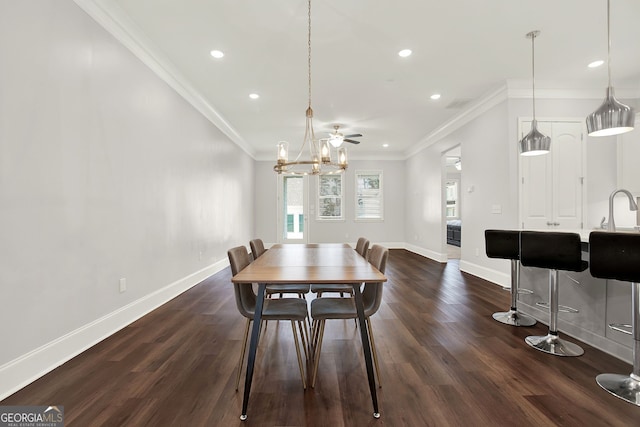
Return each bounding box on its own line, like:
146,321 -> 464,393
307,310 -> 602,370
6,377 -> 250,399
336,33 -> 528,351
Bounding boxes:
493,309 -> 536,327
596,374 -> 640,406
525,333 -> 584,357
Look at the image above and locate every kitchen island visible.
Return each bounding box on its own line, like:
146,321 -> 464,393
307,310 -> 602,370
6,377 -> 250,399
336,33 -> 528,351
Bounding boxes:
517,229 -> 633,362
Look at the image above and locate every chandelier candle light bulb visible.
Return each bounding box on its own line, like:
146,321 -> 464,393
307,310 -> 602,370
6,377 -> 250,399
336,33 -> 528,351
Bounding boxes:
277,141 -> 289,165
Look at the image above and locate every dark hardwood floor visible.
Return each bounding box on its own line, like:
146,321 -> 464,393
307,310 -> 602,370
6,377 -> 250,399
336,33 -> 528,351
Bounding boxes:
3,249 -> 638,426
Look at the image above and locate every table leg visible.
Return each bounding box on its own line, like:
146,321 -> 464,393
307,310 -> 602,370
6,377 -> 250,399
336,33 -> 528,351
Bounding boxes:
240,283 -> 266,421
352,283 -> 380,418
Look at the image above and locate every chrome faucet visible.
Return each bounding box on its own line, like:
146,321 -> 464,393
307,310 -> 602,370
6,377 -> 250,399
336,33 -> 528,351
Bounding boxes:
608,189 -> 638,232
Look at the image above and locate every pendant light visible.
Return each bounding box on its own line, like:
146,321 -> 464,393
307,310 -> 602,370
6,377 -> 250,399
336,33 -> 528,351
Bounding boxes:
520,31 -> 550,156
273,0 -> 348,175
586,0 -> 635,137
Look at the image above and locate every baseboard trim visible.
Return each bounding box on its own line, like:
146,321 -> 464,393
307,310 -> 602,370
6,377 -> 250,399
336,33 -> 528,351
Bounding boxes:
459,260 -> 509,288
0,259 -> 228,401
403,243 -> 447,263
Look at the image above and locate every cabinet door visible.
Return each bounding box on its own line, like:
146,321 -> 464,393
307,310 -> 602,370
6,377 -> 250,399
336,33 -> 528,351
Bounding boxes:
520,120 -> 584,229
520,121 -> 553,229
617,113 -> 640,194
552,122 -> 583,229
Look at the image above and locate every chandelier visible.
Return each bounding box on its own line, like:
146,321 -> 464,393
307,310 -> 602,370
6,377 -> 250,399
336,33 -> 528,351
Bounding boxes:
273,0 -> 348,175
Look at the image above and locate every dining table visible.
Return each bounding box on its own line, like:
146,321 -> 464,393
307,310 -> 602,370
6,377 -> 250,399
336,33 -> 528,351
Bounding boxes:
231,243 -> 388,421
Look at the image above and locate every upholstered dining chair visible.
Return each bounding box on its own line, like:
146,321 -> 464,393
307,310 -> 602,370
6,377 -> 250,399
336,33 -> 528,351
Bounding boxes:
310,237 -> 370,297
309,244 -> 388,388
250,238 -> 311,298
228,246 -> 309,390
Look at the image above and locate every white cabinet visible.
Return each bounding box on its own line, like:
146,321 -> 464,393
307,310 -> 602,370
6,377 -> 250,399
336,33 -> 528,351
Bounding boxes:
617,113 -> 640,195
519,120 -> 585,229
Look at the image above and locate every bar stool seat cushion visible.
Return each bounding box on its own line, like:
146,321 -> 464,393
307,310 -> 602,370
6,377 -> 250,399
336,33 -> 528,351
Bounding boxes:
485,229 -> 520,260
520,231 -> 587,272
589,231 -> 640,282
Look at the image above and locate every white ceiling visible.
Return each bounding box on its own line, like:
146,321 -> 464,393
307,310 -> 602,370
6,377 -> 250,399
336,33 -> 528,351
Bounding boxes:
85,0 -> 640,159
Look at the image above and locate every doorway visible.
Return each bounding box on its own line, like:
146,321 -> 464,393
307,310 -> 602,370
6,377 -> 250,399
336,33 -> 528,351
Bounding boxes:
444,147 -> 462,260
277,175 -> 309,243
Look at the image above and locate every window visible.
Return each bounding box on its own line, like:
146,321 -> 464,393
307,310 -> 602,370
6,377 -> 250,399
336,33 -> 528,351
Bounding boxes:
446,180 -> 459,218
355,170 -> 383,220
318,174 -> 343,220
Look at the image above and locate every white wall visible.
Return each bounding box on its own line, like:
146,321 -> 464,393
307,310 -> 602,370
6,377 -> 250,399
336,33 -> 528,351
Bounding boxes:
254,160 -> 405,246
404,146 -> 447,261
0,1 -> 254,397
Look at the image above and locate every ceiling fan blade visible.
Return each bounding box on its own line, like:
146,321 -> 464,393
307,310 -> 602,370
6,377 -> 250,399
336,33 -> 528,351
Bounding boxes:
343,139 -> 361,144
343,133 -> 362,138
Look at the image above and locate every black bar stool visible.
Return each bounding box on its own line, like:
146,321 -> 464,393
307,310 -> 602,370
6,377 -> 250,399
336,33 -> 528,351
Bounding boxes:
485,230 -> 536,326
520,231 -> 587,356
589,231 -> 640,406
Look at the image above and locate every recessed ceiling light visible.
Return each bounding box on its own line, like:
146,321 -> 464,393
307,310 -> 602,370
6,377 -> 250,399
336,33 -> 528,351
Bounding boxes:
430,94 -> 441,100
398,49 -> 412,58
588,60 -> 604,68
210,50 -> 224,59
382,143 -> 389,148
249,93 -> 259,99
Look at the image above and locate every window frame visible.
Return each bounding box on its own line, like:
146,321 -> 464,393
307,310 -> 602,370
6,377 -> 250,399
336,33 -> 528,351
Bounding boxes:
317,174 -> 344,220
354,170 -> 384,221
445,179 -> 460,219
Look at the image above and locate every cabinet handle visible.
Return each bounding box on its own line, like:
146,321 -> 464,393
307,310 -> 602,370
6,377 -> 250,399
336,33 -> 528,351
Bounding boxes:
554,222 -> 560,226
547,221 -> 554,226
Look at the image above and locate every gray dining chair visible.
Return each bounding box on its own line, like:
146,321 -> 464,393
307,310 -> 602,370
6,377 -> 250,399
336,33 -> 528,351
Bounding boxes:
250,238 -> 311,298
309,244 -> 388,388
310,237 -> 370,296
228,246 -> 309,390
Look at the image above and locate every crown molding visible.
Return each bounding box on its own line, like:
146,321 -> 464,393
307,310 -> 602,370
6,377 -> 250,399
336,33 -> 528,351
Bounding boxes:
73,0 -> 255,159
404,84 -> 509,158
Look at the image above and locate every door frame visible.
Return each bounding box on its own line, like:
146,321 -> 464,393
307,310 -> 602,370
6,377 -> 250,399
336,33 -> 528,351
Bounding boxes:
276,175 -> 309,243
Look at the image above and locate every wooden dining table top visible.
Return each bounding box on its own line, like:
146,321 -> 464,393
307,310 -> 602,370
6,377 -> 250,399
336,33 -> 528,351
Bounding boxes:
231,243 -> 387,284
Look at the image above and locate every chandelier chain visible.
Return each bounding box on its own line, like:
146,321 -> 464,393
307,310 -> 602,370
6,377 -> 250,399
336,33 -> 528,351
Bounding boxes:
308,0 -> 312,109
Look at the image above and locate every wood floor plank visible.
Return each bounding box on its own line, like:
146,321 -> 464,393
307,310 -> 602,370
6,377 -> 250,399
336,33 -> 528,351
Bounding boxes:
3,249 -> 639,425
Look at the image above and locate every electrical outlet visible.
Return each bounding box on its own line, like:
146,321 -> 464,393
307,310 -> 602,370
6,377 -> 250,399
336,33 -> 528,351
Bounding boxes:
119,278 -> 127,293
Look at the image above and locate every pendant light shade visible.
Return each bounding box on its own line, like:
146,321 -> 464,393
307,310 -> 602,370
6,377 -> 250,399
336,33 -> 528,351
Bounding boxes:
520,30 -> 550,156
520,119 -> 551,156
586,0 -> 635,137
586,88 -> 635,137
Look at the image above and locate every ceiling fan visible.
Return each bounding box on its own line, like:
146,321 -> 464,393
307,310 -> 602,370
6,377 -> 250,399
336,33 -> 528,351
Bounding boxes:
328,125 -> 362,147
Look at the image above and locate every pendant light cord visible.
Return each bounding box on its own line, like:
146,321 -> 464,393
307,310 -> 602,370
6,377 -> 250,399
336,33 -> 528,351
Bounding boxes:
607,0 -> 612,88
531,33 -> 536,119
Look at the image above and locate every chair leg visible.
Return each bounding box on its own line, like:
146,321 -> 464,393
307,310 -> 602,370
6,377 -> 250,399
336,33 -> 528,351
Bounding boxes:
235,318 -> 251,391
297,319 -> 309,361
311,320 -> 326,388
291,321 -> 307,389
366,318 -> 382,388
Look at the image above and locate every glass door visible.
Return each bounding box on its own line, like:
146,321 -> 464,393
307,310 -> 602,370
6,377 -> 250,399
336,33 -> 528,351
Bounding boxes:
278,175 -> 308,243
